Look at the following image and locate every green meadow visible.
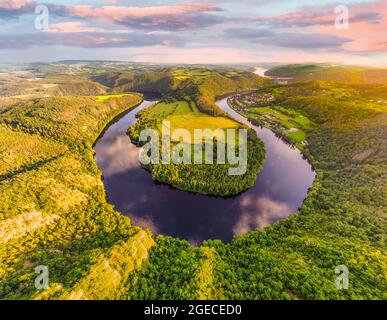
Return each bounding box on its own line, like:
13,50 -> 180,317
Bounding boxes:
247,105 -> 312,144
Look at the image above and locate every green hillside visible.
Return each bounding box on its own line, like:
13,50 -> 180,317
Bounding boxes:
266,64 -> 387,84
93,67 -> 269,116
0,93 -> 148,298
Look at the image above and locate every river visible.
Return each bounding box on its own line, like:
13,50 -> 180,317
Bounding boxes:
94,97 -> 315,244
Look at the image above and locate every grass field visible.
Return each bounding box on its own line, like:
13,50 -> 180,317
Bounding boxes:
95,94 -> 129,102
249,106 -> 311,129
285,130 -> 306,143
162,113 -> 239,140
248,104 -> 312,144
137,100 -> 240,137
171,68 -> 211,84
165,113 -> 239,131
146,101 -> 194,118
139,101 -> 241,145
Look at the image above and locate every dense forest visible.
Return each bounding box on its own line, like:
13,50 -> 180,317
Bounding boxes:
125,81 -> 387,300
0,92 -> 154,299
266,63 -> 387,84
0,62 -> 385,300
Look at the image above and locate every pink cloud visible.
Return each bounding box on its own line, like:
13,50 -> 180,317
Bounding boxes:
266,10 -> 335,27
43,22 -> 135,37
0,1 -> 222,30
68,3 -> 220,18
65,3 -> 223,30
259,0 -> 387,53
0,0 -> 32,10
308,1 -> 387,52
45,22 -> 105,33
261,1 -> 385,27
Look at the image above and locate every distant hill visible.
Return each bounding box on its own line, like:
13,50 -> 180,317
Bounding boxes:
92,67 -> 269,116
265,64 -> 387,84
93,70 -> 173,94
52,79 -> 108,96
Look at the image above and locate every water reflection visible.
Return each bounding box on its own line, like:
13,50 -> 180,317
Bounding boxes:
233,195 -> 290,235
94,98 -> 315,243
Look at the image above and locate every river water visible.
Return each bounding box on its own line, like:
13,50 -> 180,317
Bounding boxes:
94,98 -> 315,244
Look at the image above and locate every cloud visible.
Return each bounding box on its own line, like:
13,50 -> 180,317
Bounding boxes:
256,2 -> 384,28
0,2 -> 221,50
0,31 -> 183,49
44,21 -> 133,34
95,134 -> 140,177
263,32 -> 351,49
346,38 -> 387,53
224,28 -> 350,50
303,1 -> 387,53
0,0 -> 32,10
0,2 -> 223,31
45,22 -> 107,33
0,0 -> 35,19
352,11 -> 383,25
233,196 -> 291,235
63,3 -> 223,31
224,28 -> 274,39
251,0 -> 387,53
0,0 -> 386,61
146,30 -> 172,35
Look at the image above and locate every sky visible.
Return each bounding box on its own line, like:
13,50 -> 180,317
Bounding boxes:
0,0 -> 386,65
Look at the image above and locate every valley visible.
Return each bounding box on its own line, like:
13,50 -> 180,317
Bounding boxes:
0,62 -> 386,300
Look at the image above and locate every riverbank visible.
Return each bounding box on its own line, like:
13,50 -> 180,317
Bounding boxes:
94,94 -> 314,242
